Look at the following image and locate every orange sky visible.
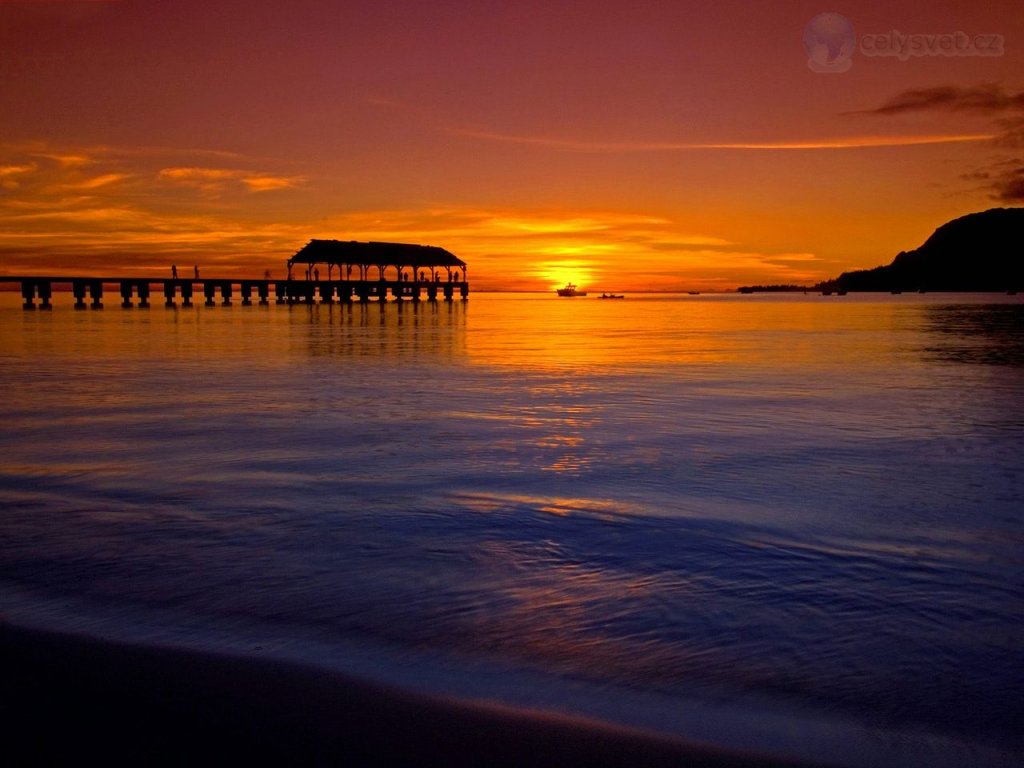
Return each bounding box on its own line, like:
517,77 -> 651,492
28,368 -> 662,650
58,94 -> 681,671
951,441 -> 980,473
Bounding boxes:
1,0 -> 1022,291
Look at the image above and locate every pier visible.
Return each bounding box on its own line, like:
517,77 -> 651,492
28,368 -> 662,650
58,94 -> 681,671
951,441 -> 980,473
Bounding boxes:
3,239 -> 470,309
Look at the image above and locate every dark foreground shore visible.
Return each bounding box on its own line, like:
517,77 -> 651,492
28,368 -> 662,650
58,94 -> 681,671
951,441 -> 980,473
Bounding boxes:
1,621 -> 825,767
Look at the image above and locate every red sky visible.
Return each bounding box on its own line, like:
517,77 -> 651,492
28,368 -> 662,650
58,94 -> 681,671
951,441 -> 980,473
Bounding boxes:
1,0 -> 1022,290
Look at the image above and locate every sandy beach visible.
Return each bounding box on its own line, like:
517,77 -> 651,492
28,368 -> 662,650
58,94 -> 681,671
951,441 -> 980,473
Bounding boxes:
1,621 -> 827,767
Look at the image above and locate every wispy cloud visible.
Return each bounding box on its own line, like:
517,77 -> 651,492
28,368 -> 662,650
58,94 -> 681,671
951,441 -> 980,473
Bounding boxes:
0,140 -> 313,275
0,162 -> 38,190
452,128 -> 993,152
853,83 -> 1024,202
60,172 -> 130,190
850,84 -> 1024,116
306,207 -> 820,290
158,166 -> 304,195
0,139 -> 826,288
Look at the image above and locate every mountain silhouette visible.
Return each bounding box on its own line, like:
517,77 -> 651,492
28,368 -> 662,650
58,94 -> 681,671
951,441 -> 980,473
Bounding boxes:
828,208 -> 1023,292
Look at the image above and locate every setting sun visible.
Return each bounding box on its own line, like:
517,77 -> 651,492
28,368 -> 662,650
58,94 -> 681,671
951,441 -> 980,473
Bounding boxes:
535,260 -> 597,292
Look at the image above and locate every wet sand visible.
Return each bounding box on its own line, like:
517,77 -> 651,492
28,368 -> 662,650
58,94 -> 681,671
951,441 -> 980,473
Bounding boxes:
0,621 -> 830,767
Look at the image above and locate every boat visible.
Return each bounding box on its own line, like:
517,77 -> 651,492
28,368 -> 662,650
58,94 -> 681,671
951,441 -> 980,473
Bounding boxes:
556,283 -> 587,297
597,293 -> 624,299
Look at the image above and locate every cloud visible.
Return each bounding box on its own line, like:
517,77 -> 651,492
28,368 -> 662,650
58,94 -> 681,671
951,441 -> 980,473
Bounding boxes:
854,84 -> 1024,204
158,166 -> 304,194
0,140 -> 825,288
61,172 -> 130,190
0,141 -> 313,275
0,162 -> 38,189
851,84 -> 1024,116
303,207 -> 822,290
992,167 -> 1024,202
241,175 -> 302,192
452,127 -> 991,152
370,96 -> 991,155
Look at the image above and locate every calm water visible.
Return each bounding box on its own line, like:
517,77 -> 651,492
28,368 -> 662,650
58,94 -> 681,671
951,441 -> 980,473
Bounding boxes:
1,292 -> 1022,766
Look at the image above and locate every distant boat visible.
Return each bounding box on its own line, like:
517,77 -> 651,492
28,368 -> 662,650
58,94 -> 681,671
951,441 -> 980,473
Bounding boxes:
687,291 -> 700,295
597,293 -> 624,299
556,283 -> 587,297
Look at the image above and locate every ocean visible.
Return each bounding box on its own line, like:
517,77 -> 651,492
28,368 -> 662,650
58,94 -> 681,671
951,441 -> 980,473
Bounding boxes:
1,291 -> 1021,767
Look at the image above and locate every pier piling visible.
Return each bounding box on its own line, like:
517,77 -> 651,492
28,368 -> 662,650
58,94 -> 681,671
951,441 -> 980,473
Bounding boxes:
4,274 -> 467,310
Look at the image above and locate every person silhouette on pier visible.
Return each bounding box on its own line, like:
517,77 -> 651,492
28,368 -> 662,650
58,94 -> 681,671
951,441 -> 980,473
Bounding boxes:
171,264 -> 178,279
314,267 -> 320,282
194,265 -> 199,280
264,269 -> 271,280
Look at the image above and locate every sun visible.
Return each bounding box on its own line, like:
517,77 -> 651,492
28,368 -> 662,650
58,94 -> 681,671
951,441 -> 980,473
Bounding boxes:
535,260 -> 596,291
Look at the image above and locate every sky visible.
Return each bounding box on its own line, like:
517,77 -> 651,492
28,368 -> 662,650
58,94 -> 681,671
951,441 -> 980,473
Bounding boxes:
1,0 -> 1022,291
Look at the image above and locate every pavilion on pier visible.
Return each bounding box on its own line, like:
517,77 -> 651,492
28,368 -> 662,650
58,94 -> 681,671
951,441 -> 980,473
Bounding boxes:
287,240 -> 467,284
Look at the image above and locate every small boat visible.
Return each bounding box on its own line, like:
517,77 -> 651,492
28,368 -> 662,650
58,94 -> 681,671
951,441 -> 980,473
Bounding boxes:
597,293 -> 624,299
687,291 -> 700,295
556,283 -> 587,297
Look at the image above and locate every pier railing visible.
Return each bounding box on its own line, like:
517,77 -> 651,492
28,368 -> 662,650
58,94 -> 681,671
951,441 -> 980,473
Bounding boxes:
1,277 -> 469,309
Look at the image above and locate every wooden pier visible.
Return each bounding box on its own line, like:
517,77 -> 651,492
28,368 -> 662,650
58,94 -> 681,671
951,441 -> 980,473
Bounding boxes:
2,276 -> 469,309
3,239 -> 470,309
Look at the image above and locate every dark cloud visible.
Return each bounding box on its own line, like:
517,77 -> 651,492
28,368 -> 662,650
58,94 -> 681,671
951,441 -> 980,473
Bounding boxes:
993,167 -> 1024,202
855,84 -> 1024,116
852,84 -> 1024,204
994,116 -> 1024,148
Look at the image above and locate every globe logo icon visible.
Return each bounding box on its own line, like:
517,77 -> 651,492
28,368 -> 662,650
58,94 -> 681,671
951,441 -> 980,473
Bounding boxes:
803,12 -> 856,73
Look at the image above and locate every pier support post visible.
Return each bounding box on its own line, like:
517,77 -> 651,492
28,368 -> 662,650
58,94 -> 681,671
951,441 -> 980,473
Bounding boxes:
220,282 -> 232,306
427,284 -> 438,302
120,281 -> 134,308
181,282 -> 192,307
164,281 -> 176,307
36,281 -> 52,309
73,281 -> 88,310
443,284 -> 454,302
88,281 -> 103,309
137,282 -> 150,308
21,280 -> 35,310
460,283 -> 468,301
275,281 -> 288,304
258,281 -> 269,305
204,283 -> 216,306
241,282 -> 253,306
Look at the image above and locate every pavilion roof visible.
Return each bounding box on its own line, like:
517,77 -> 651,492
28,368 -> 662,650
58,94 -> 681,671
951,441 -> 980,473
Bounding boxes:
289,240 -> 466,269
